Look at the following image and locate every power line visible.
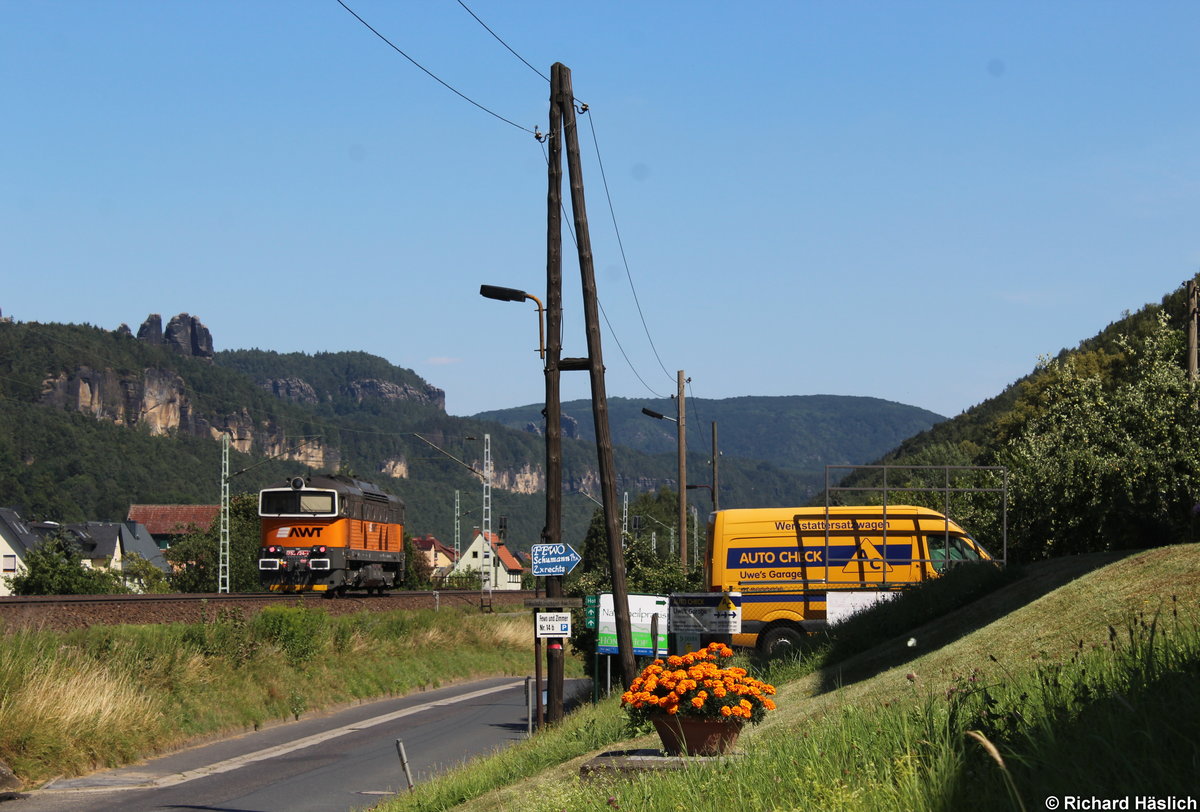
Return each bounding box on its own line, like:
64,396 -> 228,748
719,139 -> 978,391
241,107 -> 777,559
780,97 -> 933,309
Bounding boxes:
454,0 -> 549,83
347,0 -> 671,399
539,140 -> 666,400
335,0 -> 539,136
585,112 -> 676,385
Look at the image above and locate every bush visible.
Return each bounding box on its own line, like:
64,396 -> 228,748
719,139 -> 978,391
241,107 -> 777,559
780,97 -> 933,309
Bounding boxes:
252,605 -> 329,666
4,532 -> 129,595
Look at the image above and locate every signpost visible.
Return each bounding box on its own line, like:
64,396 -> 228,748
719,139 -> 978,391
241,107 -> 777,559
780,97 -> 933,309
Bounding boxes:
535,612 -> 572,638
584,594 -> 598,629
596,593 -> 669,656
667,592 -> 742,635
530,543 -> 582,577
668,592 -> 742,653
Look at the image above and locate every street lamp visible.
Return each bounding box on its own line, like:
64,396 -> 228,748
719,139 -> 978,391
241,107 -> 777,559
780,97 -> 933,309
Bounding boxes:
479,285 -> 546,360
480,280 -> 563,726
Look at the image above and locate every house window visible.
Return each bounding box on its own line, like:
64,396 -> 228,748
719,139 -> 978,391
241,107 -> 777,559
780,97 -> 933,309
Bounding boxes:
472,550 -> 479,558
2,555 -> 16,573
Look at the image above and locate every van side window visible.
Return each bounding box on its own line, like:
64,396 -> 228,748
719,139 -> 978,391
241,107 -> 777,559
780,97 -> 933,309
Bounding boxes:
925,535 -> 981,573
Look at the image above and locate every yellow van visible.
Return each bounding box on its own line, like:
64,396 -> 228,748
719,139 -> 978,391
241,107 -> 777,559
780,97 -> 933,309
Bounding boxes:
704,505 -> 991,655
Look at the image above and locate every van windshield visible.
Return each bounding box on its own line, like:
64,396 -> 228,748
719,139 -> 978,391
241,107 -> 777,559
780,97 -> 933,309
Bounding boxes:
925,535 -> 986,573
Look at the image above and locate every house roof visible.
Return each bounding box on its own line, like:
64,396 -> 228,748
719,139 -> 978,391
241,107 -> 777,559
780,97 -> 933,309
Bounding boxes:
412,534 -> 457,562
74,522 -> 122,560
492,542 -> 524,573
119,523 -> 169,571
127,505 -> 218,535
410,534 -> 456,561
471,530 -> 524,573
0,508 -> 40,556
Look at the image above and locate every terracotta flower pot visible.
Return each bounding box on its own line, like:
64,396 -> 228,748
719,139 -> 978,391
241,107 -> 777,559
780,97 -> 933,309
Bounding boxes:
651,714 -> 745,756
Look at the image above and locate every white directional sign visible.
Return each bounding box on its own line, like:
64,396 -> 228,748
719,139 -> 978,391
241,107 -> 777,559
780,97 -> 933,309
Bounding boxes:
668,592 -> 742,634
530,543 -> 582,577
535,612 -> 572,638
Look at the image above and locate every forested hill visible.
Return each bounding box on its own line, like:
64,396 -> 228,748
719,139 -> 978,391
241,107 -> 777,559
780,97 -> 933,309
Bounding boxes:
473,395 -> 944,474
846,276 -> 1200,563
0,314 -> 947,551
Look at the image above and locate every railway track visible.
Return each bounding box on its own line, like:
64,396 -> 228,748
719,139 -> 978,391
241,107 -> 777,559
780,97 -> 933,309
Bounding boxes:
0,589 -> 539,632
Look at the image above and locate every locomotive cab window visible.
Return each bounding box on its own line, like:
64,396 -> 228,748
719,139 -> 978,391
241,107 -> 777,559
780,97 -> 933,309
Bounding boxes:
260,490 -> 337,517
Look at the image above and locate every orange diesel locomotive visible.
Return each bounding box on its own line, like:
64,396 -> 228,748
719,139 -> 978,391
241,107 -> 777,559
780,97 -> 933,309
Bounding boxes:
258,475 -> 405,595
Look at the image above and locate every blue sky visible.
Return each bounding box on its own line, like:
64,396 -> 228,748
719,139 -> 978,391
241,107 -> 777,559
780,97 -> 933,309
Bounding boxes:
4,1 -> 1198,420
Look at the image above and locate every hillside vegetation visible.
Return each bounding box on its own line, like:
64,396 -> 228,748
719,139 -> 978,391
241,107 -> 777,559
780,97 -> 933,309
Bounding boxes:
0,318 -> 945,554
835,278 -> 1200,563
376,544 -> 1200,811
474,394 -> 943,473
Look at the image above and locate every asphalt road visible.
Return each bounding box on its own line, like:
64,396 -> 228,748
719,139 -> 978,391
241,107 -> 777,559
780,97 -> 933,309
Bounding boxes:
7,676 -> 584,812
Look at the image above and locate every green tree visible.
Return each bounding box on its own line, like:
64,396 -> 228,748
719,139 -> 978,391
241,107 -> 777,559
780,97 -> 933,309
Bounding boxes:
121,552 -> 171,594
999,313 -> 1200,558
569,488 -> 701,598
400,532 -> 433,589
165,493 -> 263,592
4,531 -> 128,595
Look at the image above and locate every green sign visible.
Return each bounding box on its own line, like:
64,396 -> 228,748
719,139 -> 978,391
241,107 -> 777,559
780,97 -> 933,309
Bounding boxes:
596,593 -> 669,656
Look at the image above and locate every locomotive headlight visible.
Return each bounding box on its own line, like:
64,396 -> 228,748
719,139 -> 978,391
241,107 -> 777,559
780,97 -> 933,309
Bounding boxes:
312,545 -> 328,555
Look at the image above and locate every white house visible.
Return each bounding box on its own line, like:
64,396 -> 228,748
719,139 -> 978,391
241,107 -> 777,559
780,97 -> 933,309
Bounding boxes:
0,508 -> 39,597
450,528 -> 525,590
0,509 -> 170,596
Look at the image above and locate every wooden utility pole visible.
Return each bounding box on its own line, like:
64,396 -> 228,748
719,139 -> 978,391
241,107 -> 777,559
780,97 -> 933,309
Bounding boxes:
543,61 -> 566,724
711,420 -> 719,512
552,62 -> 637,688
1188,280 -> 1198,382
676,371 -> 687,569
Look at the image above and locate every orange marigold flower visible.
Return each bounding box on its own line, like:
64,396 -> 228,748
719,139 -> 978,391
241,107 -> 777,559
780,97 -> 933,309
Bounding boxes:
691,696 -> 705,709
720,705 -> 733,716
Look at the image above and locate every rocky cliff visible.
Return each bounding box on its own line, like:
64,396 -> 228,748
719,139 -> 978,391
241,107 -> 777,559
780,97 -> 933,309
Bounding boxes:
33,313 -> 503,491
134,313 -> 214,361
40,365 -> 340,470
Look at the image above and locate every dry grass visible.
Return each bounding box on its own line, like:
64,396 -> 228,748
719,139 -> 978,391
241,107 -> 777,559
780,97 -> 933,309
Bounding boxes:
0,643 -> 167,777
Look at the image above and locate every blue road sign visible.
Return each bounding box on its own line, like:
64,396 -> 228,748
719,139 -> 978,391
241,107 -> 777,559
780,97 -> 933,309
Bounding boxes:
530,543 -> 582,577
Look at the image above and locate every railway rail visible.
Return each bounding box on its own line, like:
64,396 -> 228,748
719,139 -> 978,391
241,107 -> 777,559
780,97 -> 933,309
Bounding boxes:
0,589 -> 539,632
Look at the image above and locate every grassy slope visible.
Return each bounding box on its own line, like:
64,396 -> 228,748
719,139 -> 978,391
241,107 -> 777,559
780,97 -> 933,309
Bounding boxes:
401,544 -> 1200,811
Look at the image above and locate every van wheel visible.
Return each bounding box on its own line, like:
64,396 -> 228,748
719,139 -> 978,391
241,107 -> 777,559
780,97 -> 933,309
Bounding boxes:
760,626 -> 804,658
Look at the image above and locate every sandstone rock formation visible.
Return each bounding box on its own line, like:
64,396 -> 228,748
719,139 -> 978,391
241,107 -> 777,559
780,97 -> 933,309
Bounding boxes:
260,377 -> 319,405
340,378 -> 445,410
136,313 -> 213,361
